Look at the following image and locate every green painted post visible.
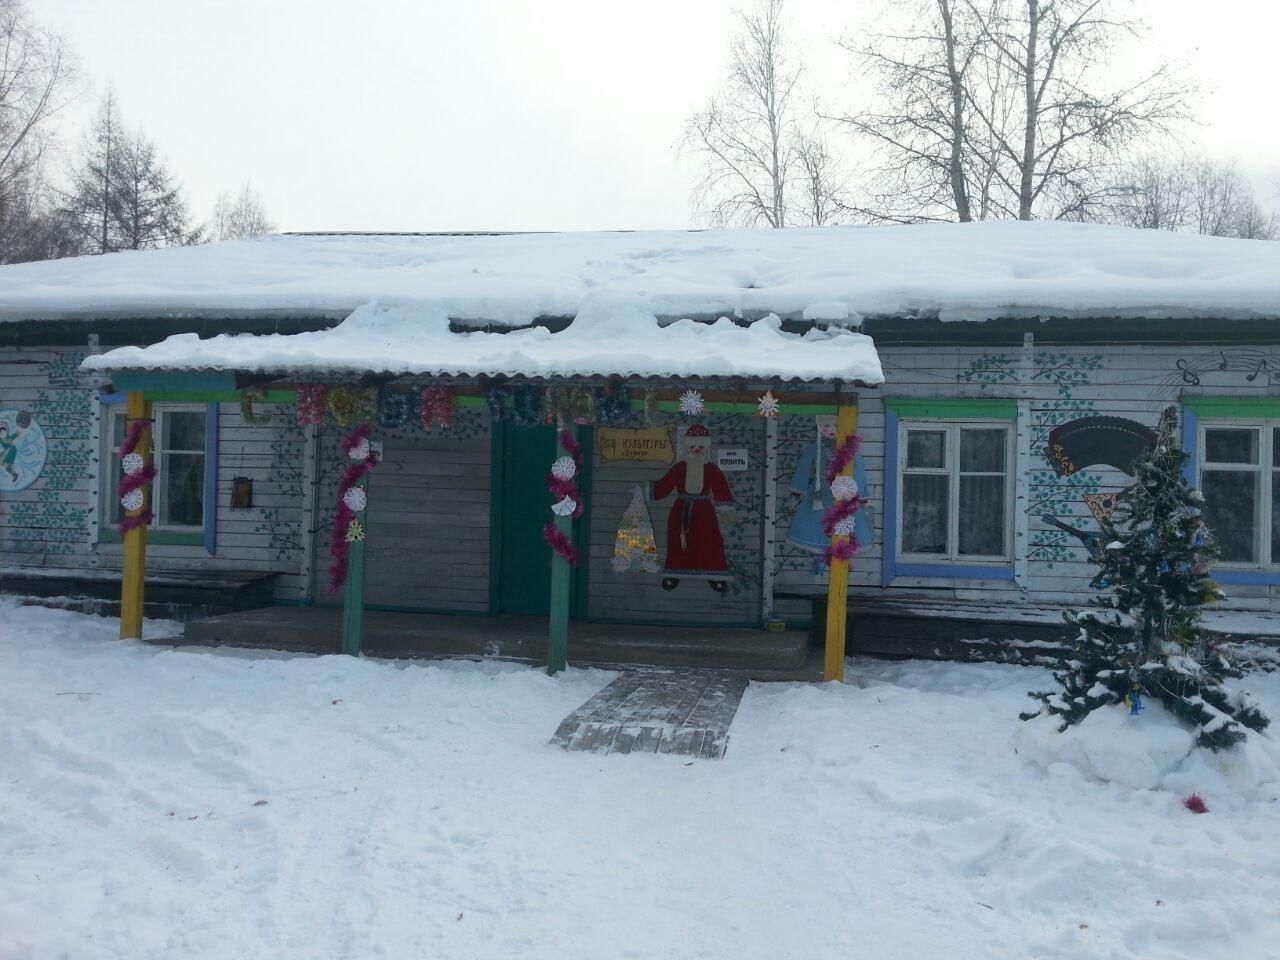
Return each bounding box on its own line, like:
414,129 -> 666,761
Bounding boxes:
547,433 -> 572,675
341,475 -> 369,656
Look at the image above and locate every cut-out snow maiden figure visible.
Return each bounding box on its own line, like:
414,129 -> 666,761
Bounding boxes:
787,414 -> 873,574
0,410 -> 47,493
652,423 -> 734,593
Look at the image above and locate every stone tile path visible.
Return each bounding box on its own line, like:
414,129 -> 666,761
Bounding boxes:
550,669 -> 749,759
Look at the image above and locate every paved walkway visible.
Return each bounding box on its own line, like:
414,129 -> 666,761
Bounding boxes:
550,669 -> 749,759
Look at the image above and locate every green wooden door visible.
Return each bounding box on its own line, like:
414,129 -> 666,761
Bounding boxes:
498,424 -> 558,614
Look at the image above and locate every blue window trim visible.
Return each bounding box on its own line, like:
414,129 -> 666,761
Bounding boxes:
1181,402 -> 1280,585
99,393 -> 218,555
882,406 -> 1016,585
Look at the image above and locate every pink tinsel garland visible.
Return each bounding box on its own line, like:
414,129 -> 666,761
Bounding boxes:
118,418 -> 157,534
822,433 -> 862,487
821,431 -> 864,567
296,385 -> 327,427
329,424 -> 379,593
543,521 -> 579,567
542,429 -> 584,563
821,495 -> 868,538
824,537 -> 859,566
420,386 -> 455,432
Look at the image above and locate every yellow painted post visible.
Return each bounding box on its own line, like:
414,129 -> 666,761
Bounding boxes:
119,391 -> 152,640
823,402 -> 858,682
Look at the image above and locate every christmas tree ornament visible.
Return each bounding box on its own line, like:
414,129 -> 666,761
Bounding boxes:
122,452 -> 146,476
552,495 -> 577,517
678,389 -> 705,416
612,484 -> 660,573
756,390 -> 781,418
551,456 -> 577,480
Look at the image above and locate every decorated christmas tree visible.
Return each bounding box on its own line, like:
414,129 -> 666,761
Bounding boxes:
1023,406 -> 1270,751
612,484 -> 660,574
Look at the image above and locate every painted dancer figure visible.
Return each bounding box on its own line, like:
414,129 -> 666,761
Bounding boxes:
652,423 -> 734,593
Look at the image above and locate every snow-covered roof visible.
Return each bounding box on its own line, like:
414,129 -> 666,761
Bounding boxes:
79,299 -> 887,384
4,220 -> 1280,325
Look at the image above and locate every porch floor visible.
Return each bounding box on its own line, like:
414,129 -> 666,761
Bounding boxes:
164,606 -> 819,679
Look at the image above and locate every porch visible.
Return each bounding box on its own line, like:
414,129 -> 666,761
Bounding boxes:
156,606 -> 820,679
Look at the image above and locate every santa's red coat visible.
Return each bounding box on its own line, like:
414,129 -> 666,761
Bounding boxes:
652,460 -> 734,575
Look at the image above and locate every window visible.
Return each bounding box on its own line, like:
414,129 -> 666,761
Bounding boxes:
899,422 -> 1012,562
1198,422 -> 1280,566
104,405 -> 207,531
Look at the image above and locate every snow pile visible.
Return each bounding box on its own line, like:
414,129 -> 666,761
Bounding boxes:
80,296 -> 886,382
3,220 -> 1279,326
3,599 -> 1280,959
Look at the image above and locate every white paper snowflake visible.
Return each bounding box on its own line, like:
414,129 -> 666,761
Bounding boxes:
345,518 -> 366,542
830,475 -> 858,501
348,437 -> 371,462
551,495 -> 577,517
678,389 -> 705,416
833,515 -> 856,536
551,456 -> 577,481
342,486 -> 368,513
756,390 -> 780,418
120,488 -> 145,512
122,451 -> 146,476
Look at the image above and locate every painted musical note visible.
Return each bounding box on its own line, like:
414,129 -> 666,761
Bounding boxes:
1247,359 -> 1270,382
1218,350 -> 1229,370
1176,359 -> 1200,386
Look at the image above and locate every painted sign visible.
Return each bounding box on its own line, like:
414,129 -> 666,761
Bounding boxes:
716,447 -> 749,472
0,410 -> 47,493
598,426 -> 675,464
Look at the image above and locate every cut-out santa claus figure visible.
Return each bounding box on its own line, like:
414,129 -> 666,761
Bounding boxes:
652,423 -> 735,593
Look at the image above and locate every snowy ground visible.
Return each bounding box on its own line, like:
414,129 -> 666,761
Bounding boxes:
2,598 -> 1278,960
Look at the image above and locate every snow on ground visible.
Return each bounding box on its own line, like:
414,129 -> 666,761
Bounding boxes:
2,598 -> 1279,960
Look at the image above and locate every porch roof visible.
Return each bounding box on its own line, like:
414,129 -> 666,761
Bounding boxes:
79,299 -> 886,384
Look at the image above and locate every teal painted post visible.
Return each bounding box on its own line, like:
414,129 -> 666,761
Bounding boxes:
341,475 -> 369,656
547,432 -> 572,675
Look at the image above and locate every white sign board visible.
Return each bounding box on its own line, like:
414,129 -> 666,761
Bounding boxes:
716,447 -> 749,472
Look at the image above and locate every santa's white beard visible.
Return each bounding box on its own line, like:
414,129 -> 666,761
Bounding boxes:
685,451 -> 706,494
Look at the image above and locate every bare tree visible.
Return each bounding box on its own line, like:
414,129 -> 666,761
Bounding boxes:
683,0 -> 803,227
0,0 -> 76,263
793,127 -> 847,225
212,181 -> 275,240
1102,153 -> 1277,239
1104,153 -> 1191,230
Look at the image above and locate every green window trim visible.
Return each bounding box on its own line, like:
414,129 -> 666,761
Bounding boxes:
883,397 -> 1018,419
1182,396 -> 1280,419
97,528 -> 205,546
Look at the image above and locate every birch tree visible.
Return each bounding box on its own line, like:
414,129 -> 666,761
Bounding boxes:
212,181 -> 275,240
683,0 -> 802,227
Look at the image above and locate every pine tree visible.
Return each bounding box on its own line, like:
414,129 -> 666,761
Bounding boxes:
1023,406 -> 1270,751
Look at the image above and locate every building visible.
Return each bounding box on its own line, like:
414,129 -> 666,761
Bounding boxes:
2,221 -> 1279,673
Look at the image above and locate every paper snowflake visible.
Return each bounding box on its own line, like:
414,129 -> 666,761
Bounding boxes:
348,437 -> 371,462
830,476 -> 858,501
551,456 -> 577,481
342,486 -> 368,513
122,452 -> 146,476
833,515 -> 856,536
551,495 -> 577,517
120,488 -> 145,512
678,389 -> 705,416
345,518 -> 366,542
756,390 -> 780,418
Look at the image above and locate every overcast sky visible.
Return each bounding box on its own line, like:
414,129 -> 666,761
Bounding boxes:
37,0 -> 1280,233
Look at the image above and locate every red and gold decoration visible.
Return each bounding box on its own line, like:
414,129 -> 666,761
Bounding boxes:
296,384 -> 328,427
420,385 -> 456,432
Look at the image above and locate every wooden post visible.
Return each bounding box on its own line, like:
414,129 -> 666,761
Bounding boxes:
547,431 -> 572,676
823,402 -> 858,682
341,473 -> 369,656
761,413 -> 779,622
119,391 -> 152,640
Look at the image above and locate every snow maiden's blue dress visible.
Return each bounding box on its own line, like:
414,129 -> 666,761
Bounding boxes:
786,441 -> 874,558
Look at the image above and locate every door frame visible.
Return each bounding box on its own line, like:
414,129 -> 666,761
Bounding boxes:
488,421 -> 592,617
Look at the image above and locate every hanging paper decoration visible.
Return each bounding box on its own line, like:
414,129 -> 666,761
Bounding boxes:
329,423 -> 380,593
543,428 -> 584,567
486,385 -> 511,422
328,386 -> 375,427
420,386 -> 456,432
296,384 -> 328,427
378,388 -> 414,429
612,484 -> 660,573
821,432 -> 866,567
572,387 -> 596,425
678,389 -> 705,416
597,387 -> 631,425
642,387 -> 657,426
756,390 -> 781,418
512,386 -> 543,428
239,389 -> 272,426
117,418 -> 157,534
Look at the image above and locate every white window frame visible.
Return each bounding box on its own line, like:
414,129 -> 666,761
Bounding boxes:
897,419 -> 1015,564
103,403 -> 208,532
1197,419 -> 1276,568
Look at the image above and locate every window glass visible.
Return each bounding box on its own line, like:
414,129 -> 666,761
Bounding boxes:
960,429 -> 1005,472
161,451 -> 204,527
102,406 -> 207,533
905,430 -> 946,470
902,474 -> 948,554
1201,469 -> 1258,563
1271,470 -> 1280,565
1204,428 -> 1258,465
163,410 -> 205,452
958,475 -> 1006,555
